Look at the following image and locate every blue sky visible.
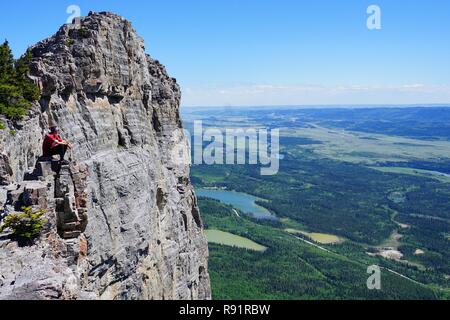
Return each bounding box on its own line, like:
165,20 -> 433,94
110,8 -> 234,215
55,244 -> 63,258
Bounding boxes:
1,0 -> 450,106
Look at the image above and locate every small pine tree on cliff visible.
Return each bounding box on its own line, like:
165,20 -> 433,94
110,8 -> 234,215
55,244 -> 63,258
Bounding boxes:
0,206 -> 46,245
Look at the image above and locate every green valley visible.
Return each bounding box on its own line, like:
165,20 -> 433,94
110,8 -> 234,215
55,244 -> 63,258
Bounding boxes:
185,106 -> 450,300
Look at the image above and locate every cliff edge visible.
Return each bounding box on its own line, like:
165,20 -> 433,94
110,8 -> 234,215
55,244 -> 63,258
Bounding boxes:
0,12 -> 210,300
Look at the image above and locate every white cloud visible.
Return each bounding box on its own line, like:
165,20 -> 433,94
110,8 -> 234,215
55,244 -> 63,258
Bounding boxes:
181,83 -> 450,107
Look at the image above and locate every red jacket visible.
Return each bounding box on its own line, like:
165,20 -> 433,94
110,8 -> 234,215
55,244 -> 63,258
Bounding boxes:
42,133 -> 63,156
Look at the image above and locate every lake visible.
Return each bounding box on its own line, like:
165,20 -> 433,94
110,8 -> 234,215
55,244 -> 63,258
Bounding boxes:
196,189 -> 277,220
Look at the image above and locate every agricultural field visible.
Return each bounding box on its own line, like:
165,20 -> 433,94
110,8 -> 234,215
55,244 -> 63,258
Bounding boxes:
284,126 -> 450,164
205,229 -> 267,252
369,167 -> 450,184
285,229 -> 341,244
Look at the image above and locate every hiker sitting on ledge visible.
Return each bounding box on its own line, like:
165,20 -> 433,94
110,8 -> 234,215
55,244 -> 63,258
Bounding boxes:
42,126 -> 72,165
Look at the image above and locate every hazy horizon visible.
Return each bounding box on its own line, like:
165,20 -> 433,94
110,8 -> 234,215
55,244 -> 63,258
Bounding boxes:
182,103 -> 450,110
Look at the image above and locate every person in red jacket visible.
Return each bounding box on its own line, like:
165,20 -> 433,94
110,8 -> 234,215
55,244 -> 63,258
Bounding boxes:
42,126 -> 72,165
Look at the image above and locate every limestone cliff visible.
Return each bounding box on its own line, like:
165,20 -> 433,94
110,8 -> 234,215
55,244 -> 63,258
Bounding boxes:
0,12 -> 211,300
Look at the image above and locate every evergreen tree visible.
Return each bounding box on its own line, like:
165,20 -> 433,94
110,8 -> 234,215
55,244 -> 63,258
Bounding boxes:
0,40 -> 40,121
15,49 -> 40,102
0,40 -> 15,82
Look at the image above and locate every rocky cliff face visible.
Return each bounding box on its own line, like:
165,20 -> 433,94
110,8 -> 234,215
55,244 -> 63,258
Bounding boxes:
0,12 -> 211,300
